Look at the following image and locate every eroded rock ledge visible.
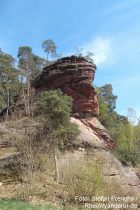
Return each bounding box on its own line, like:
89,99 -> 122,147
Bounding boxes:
33,56 -> 99,118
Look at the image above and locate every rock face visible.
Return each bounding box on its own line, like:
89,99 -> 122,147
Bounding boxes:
71,117 -> 114,149
33,56 -> 99,118
33,56 -> 115,148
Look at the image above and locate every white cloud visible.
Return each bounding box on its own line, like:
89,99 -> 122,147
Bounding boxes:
82,37 -> 112,66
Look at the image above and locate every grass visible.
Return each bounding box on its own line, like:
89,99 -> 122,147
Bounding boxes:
59,158 -> 105,203
0,199 -> 59,210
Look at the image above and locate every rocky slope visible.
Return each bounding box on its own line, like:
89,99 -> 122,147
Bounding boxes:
0,56 -> 139,203
33,56 -> 140,197
0,118 -> 139,201
58,150 -> 140,197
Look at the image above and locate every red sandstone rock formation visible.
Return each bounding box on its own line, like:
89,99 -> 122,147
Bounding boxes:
33,56 -> 99,117
0,56 -> 114,148
33,56 -> 115,148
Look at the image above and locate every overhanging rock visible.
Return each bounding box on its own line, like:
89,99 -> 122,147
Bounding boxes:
33,56 -> 99,118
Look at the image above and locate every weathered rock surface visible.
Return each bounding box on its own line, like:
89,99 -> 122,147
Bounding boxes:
33,56 -> 99,117
94,150 -> 140,195
71,117 -> 114,149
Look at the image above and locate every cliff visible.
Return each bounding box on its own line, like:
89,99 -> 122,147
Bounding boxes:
33,56 -> 114,149
33,56 -> 99,118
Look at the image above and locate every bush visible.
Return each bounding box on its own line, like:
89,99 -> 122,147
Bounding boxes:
114,123 -> 140,166
114,143 -> 140,166
60,159 -> 104,203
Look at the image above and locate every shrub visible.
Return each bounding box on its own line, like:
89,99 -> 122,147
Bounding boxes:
114,142 -> 140,166
60,159 -> 104,203
114,123 -> 140,166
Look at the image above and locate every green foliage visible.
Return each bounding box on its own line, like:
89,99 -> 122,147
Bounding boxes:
37,90 -> 72,126
60,159 -> 104,203
97,83 -> 140,166
115,143 -> 140,166
17,46 -> 46,116
32,54 -> 46,75
0,44 -> 46,112
0,49 -> 19,111
36,90 -> 79,150
98,84 -> 120,137
18,46 -> 45,81
42,39 -> 57,60
98,83 -> 128,136
99,84 -> 117,112
114,122 -> 140,165
75,47 -> 94,62
99,101 -> 110,126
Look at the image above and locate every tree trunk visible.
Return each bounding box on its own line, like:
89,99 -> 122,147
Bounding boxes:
27,78 -> 30,116
53,147 -> 59,183
23,88 -> 28,115
6,87 -> 10,121
47,52 -> 49,60
26,68 -> 31,116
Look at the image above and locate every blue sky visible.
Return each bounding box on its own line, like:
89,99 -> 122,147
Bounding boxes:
0,0 -> 140,118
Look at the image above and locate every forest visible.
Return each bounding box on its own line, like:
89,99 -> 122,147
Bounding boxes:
0,39 -> 140,209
